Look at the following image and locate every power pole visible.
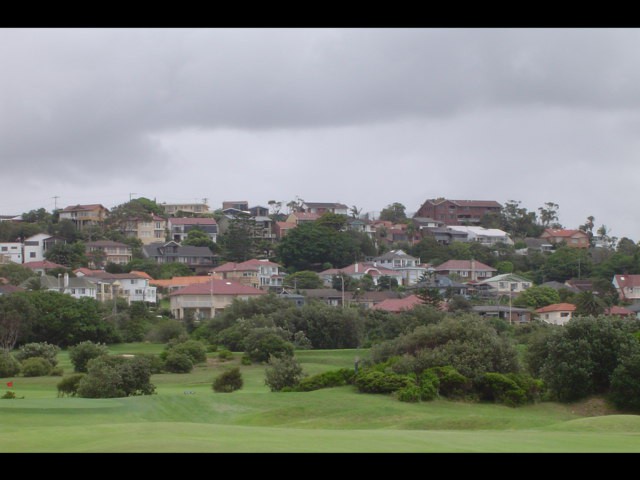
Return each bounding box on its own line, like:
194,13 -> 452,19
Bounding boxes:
52,196 -> 59,210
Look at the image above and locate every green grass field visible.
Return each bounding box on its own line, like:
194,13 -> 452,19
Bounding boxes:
1,344 -> 640,452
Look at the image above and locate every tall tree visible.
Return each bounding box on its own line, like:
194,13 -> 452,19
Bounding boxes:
379,202 -> 407,223
538,202 -> 561,228
219,214 -> 257,262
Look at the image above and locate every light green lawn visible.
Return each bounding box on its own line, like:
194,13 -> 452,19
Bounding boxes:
1,344 -> 639,452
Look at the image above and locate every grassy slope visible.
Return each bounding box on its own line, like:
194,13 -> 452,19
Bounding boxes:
1,344 -> 639,452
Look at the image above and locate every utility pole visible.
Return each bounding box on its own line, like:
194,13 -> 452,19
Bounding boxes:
52,196 -> 59,210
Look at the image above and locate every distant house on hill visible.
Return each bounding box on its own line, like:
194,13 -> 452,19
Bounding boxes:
414,199 -> 502,226
535,303 -> 576,325
59,204 -> 109,231
434,259 -> 496,282
540,229 -> 589,249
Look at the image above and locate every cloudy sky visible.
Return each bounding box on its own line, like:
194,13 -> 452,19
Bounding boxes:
2,28 -> 640,239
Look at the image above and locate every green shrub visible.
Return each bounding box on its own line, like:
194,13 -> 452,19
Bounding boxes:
397,384 -> 422,402
163,351 -> 193,373
296,368 -> 355,392
68,341 -> 109,373
21,357 -> 52,377
166,340 -> 207,364
15,342 -> 60,366
77,356 -> 155,398
241,355 -> 252,365
426,366 -> 472,400
213,367 -> 243,393
1,391 -> 16,399
144,319 -> 187,343
50,366 -> 64,376
245,329 -> 294,363
135,354 -> 164,374
610,354 -> 640,412
0,352 -> 21,378
57,374 -> 85,397
477,373 -> 527,407
218,349 -> 234,362
355,370 -> 415,394
264,355 -> 305,392
419,372 -> 439,401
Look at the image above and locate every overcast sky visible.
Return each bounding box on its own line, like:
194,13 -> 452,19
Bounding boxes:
2,28 -> 640,240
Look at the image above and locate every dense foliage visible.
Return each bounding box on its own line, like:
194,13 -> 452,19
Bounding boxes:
213,367 -> 243,393
264,355 -> 305,392
68,341 -> 110,373
77,355 -> 156,398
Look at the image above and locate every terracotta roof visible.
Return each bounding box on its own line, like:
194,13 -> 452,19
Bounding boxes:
130,270 -> 153,280
22,260 -> 65,270
0,284 -> 24,294
320,262 -> 401,277
276,221 -> 296,228
170,279 -> 267,296
372,295 -> 423,313
169,217 -> 217,226
212,259 -> 281,273
614,274 -> 640,289
535,303 -> 576,313
150,276 -> 212,288
435,260 -> 496,271
542,229 -> 586,238
291,212 -> 320,221
605,306 -> 635,316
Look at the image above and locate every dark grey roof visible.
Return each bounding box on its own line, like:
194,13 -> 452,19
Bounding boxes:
373,250 -> 418,261
473,305 -> 531,313
40,275 -> 96,290
142,243 -> 215,258
541,281 -> 580,293
300,288 -> 343,298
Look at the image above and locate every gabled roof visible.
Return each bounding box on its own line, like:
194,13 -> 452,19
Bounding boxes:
170,279 -> 267,296
150,276 -> 214,288
168,217 -> 217,226
74,270 -> 149,281
435,260 -> 496,272
613,274 -> 640,289
374,249 -> 418,261
424,199 -> 502,208
320,262 -> 402,278
605,306 -> 635,316
40,275 -> 97,290
303,202 -> 349,209
85,240 -> 131,248
372,295 -> 423,313
61,204 -> 108,212
479,273 -> 531,284
22,260 -> 65,270
213,259 -> 282,273
535,303 -> 576,313
542,229 -> 587,238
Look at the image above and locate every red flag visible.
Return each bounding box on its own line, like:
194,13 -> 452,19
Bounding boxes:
6,382 -> 13,388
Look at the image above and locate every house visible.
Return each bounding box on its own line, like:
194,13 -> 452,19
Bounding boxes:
169,279 -> 266,320
612,274 -> 640,303
301,202 -> 349,216
85,241 -> 133,269
278,290 -> 306,308
422,227 -> 469,245
535,303 -> 576,325
168,217 -> 218,243
222,201 -> 249,212
299,288 -> 345,307
540,229 -> 589,249
371,295 -> 424,313
149,276 -> 212,299
345,290 -> 403,309
564,279 -> 594,293
22,233 -> 52,262
414,199 -> 502,226
274,221 -> 296,239
122,215 -> 168,245
447,226 -> 513,246
605,306 -> 635,317
22,260 -> 66,275
372,250 -> 426,286
58,204 -> 109,230
142,241 -> 217,274
40,273 -> 97,300
405,274 -> 470,298
346,218 -> 377,239
540,281 -> 581,295
477,273 -> 533,296
75,270 -> 157,304
287,211 -> 320,225
210,259 -> 285,290
523,238 -> 554,253
318,262 -> 404,288
412,217 -> 444,231
249,205 -> 270,217
472,305 -> 532,324
0,242 -> 23,264
161,202 -> 210,216
434,259 -> 496,282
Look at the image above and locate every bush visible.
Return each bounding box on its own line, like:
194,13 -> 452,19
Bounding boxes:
264,355 -> 305,392
21,357 -> 52,377
241,355 -> 251,365
135,354 -> 164,374
355,370 -> 415,394
50,366 -> 64,376
397,384 -> 422,403
15,342 -> 60,366
610,354 -> 640,412
419,371 -> 439,401
164,339 -> 207,365
426,366 -> 472,400
163,351 -> 193,373
68,341 -> 109,373
296,368 -> 355,392
477,373 -> 527,407
145,319 -> 187,343
244,328 -> 294,363
218,349 -> 233,362
57,374 -> 85,397
213,367 -> 243,393
1,391 -> 16,399
0,352 -> 21,378
77,356 -> 155,398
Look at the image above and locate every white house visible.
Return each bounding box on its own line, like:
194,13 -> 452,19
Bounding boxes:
75,270 -> 157,304
0,242 -> 23,264
40,274 -> 97,300
372,250 -> 427,286
22,233 -> 53,262
477,273 -> 533,295
535,303 -> 576,326
448,226 -> 514,246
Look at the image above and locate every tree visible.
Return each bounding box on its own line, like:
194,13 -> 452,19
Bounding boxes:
0,294 -> 35,351
497,200 -> 543,239
541,246 -> 592,282
377,275 -> 398,291
316,212 -> 348,231
416,287 -> 443,308
574,291 -> 606,317
219,214 -> 257,262
0,263 -> 36,286
244,328 -> 294,363
77,355 -> 156,398
609,354 -> 640,412
514,285 -> 561,309
379,203 -> 407,223
264,355 -> 305,392
579,215 -> 596,247
44,242 -> 87,269
538,202 -> 561,228
349,205 -> 363,219
213,367 -> 243,393
182,228 -> 217,252
284,271 -> 323,290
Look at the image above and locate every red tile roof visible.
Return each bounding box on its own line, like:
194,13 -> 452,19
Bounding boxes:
614,274 -> 640,289
535,303 -> 576,313
22,260 -> 65,270
372,295 -> 423,313
150,276 -> 212,288
170,279 -> 267,296
605,306 -> 635,316
169,218 -> 217,225
435,260 -> 496,272
320,262 -> 401,277
542,229 -> 587,238
212,259 -> 281,273
291,212 -> 320,221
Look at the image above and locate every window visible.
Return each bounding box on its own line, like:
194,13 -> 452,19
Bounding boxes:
560,312 -> 570,317
80,288 -> 85,294
30,252 -> 36,258
1,247 -> 6,252
499,282 -> 506,289
522,283 -> 530,289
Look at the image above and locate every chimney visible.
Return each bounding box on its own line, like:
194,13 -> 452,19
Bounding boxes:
355,262 -> 359,273
64,273 -> 69,288
470,259 -> 476,281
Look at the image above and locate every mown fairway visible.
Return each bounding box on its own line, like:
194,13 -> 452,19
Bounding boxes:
1,344 -> 640,452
